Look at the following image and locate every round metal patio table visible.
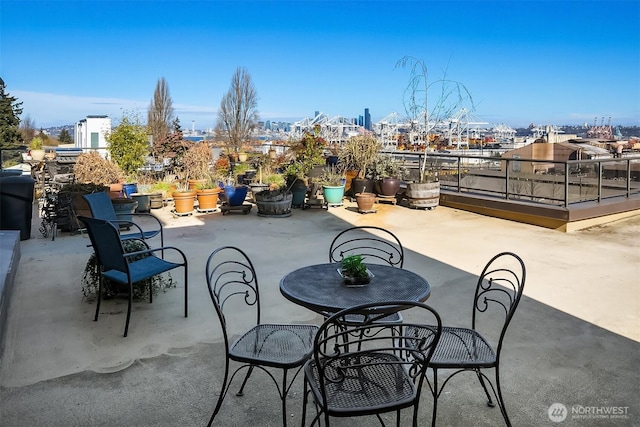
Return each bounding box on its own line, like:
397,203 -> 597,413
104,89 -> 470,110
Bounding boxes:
279,263 -> 431,315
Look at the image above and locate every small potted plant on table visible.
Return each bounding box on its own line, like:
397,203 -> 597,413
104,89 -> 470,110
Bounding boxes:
340,254 -> 372,287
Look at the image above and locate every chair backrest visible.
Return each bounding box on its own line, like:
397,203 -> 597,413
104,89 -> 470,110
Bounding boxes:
78,216 -> 128,274
471,252 -> 526,356
205,246 -> 261,348
329,226 -> 404,268
314,301 -> 441,410
83,191 -> 118,221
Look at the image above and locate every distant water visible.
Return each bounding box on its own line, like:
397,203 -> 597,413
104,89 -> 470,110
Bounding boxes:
183,136 -> 204,142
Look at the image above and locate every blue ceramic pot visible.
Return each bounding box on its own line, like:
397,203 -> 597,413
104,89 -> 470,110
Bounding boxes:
224,185 -> 248,206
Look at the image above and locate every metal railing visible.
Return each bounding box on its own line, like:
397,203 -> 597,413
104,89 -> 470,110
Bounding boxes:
388,151 -> 640,208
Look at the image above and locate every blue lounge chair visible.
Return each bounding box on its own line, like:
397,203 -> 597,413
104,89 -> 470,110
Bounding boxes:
78,216 -> 188,337
83,191 -> 164,248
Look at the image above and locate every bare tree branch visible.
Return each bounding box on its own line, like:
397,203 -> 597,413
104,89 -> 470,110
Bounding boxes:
217,67 -> 259,153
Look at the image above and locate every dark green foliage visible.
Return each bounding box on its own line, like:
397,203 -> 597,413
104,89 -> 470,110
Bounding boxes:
58,128 -> 72,144
341,255 -> 368,278
150,117 -> 192,172
0,78 -> 24,149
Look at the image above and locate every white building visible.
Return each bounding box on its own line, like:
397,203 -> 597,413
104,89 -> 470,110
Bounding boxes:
74,115 -> 111,157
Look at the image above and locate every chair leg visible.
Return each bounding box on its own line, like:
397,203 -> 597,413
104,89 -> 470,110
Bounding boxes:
431,369 -> 439,427
123,282 -> 133,337
476,369 -> 495,407
281,369 -> 289,427
184,265 -> 188,318
236,365 -> 255,396
494,368 -> 512,427
301,378 -> 308,427
207,354 -> 231,427
94,274 -> 103,321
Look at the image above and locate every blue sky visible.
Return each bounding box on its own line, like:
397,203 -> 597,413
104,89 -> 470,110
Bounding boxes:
1,0 -> 639,129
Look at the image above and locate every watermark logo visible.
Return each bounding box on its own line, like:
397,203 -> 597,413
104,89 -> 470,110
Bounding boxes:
548,403 -> 630,422
548,403 -> 567,423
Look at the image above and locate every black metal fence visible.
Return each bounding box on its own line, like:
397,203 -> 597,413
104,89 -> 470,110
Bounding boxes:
387,151 -> 640,208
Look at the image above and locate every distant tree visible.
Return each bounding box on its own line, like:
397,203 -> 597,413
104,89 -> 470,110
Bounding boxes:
217,67 -> 259,153
0,78 -> 24,149
148,77 -> 174,146
58,128 -> 73,144
19,114 -> 36,144
151,117 -> 192,172
106,111 -> 149,177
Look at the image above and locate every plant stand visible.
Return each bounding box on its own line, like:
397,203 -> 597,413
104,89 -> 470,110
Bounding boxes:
171,209 -> 193,217
220,203 -> 252,215
376,195 -> 397,205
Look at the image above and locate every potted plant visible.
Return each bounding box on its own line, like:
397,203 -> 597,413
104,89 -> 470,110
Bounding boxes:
196,179 -> 222,211
183,143 -> 213,190
320,166 -> 345,206
28,137 -> 46,161
283,162 -> 308,208
254,183 -> 293,218
405,154 -> 440,209
73,151 -> 125,198
340,254 -> 372,286
232,161 -> 251,185
354,191 -> 377,213
370,153 -> 406,197
289,128 -> 326,179
338,135 -> 381,196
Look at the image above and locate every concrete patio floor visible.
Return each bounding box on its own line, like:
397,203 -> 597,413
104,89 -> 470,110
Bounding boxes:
1,200 -> 639,426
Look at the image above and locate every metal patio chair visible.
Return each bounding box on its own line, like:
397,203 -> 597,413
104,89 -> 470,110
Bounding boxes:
302,300 -> 442,427
205,246 -> 318,427
78,216 -> 188,337
83,191 -> 164,248
329,226 -> 405,327
407,251 -> 526,426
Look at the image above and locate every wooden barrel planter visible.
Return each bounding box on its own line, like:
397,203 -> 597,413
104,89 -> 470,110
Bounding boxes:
406,182 -> 440,209
255,190 -> 293,217
149,193 -> 164,209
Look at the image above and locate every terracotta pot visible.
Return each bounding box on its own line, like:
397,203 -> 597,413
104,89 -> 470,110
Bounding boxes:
187,179 -> 207,191
172,190 -> 196,213
355,192 -> 376,213
196,188 -> 220,210
344,170 -> 360,194
109,183 -> 123,199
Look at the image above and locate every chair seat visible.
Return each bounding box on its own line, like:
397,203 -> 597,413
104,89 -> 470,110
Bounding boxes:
305,351 -> 417,416
103,256 -> 182,285
342,311 -> 403,325
229,324 -> 318,368
409,325 -> 496,368
120,229 -> 161,241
